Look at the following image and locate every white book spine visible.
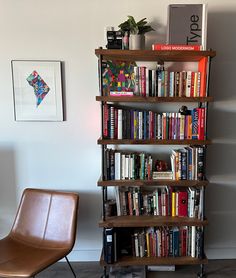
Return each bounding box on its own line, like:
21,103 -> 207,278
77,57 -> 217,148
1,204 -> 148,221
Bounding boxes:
186,71 -> 192,97
117,109 -> 123,139
125,155 -> 129,179
114,152 -> 121,180
121,154 -> 126,180
191,226 -> 196,258
138,111 -> 143,139
169,71 -> 174,97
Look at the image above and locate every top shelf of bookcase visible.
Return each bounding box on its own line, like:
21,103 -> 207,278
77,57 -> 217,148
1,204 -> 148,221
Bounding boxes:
95,49 -> 216,62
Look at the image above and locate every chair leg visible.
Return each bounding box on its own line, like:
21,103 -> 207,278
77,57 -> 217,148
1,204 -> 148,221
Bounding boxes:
65,256 -> 77,277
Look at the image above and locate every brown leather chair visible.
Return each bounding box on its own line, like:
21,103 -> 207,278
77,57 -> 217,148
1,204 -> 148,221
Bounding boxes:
0,188 -> 79,277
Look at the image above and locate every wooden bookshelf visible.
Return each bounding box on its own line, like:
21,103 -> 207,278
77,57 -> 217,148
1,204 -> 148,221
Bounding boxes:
100,253 -> 208,267
96,48 -> 215,276
99,216 -> 208,228
96,96 -> 213,103
97,179 -> 209,187
95,49 -> 216,62
97,138 -> 212,145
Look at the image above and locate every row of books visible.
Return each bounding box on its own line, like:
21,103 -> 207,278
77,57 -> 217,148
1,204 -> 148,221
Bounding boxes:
103,104 -> 206,140
103,226 -> 203,263
103,149 -> 153,181
103,146 -> 205,182
132,226 -> 203,258
131,66 -> 203,98
171,146 -> 205,181
115,186 -> 202,219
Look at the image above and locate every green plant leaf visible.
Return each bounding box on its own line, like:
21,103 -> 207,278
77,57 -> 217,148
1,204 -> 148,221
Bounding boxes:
118,15 -> 155,35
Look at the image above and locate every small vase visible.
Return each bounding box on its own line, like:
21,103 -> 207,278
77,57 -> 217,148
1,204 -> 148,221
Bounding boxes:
129,34 -> 145,50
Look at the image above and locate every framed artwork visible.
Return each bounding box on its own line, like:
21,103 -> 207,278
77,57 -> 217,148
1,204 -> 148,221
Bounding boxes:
11,60 -> 64,121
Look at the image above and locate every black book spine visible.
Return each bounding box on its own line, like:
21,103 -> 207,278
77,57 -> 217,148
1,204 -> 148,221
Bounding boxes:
197,147 -> 205,180
104,228 -> 115,264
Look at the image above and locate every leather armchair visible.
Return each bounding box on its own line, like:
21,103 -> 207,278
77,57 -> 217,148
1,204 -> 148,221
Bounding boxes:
0,188 -> 79,277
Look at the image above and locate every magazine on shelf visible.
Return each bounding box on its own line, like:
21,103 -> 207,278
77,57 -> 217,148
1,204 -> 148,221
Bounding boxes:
167,4 -> 207,50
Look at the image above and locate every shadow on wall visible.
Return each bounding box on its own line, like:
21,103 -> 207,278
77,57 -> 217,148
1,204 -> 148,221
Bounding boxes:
207,10 -> 236,192
76,190 -> 102,247
205,11 -> 236,257
0,147 -> 17,238
205,183 -> 236,249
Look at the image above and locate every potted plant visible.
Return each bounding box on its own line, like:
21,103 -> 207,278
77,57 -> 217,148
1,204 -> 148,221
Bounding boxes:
118,16 -> 155,50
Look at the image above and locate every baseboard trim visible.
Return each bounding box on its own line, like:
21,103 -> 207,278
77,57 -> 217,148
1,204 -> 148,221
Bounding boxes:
63,248 -> 236,262
206,247 -> 236,259
63,249 -> 101,262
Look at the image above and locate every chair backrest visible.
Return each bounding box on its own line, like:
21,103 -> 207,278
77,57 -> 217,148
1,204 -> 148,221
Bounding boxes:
10,188 -> 79,250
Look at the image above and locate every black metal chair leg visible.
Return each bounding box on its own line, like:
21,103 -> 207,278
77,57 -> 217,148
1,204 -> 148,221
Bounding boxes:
65,256 -> 77,278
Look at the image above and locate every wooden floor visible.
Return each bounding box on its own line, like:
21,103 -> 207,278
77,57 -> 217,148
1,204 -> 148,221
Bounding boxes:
36,259 -> 236,277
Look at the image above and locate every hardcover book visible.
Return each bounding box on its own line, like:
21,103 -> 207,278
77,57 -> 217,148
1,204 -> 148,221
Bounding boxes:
167,4 -> 207,50
102,61 -> 136,96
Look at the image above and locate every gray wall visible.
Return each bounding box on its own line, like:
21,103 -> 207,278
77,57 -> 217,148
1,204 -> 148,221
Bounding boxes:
0,0 -> 235,260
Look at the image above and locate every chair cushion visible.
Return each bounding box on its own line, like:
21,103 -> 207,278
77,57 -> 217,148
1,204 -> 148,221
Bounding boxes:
0,236 -> 69,277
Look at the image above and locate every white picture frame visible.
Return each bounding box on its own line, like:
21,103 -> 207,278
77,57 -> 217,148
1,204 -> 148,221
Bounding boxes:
11,60 -> 64,121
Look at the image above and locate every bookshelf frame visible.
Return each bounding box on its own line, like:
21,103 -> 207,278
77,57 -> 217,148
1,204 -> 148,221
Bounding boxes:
96,48 -> 215,278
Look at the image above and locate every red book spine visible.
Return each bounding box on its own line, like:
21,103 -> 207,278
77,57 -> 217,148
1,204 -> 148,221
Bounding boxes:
140,66 -> 146,97
190,72 -> 195,97
181,228 -> 187,256
178,191 -> 188,217
197,108 -> 205,140
103,104 -> 109,138
152,44 -> 202,51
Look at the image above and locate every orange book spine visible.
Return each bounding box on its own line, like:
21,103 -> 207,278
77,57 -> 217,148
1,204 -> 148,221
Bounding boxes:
198,57 -> 208,97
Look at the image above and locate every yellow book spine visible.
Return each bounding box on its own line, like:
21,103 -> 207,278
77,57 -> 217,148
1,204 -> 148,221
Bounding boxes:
146,232 -> 150,257
172,192 -> 176,216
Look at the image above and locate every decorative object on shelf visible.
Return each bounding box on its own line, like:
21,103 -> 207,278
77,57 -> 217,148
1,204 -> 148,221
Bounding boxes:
167,4 -> 207,50
118,16 -> 155,50
155,159 -> 168,172
106,30 -> 123,49
11,60 -> 63,121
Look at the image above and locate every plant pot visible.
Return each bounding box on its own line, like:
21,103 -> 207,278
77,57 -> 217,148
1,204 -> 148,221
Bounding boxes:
129,34 -> 145,50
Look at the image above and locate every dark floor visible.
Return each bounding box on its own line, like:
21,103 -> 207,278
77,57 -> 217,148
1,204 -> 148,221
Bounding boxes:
36,260 -> 236,277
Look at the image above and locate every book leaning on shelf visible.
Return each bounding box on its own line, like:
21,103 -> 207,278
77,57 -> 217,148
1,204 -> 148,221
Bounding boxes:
167,4 -> 207,50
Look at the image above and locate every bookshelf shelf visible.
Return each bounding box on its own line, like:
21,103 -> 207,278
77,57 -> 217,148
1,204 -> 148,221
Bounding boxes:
97,138 -> 212,145
96,48 -> 215,276
100,253 -> 208,267
97,179 -> 209,187
99,216 -> 208,228
95,49 -> 216,62
96,96 -> 213,103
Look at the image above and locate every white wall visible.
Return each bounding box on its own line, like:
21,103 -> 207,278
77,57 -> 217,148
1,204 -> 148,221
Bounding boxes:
0,0 -> 235,261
